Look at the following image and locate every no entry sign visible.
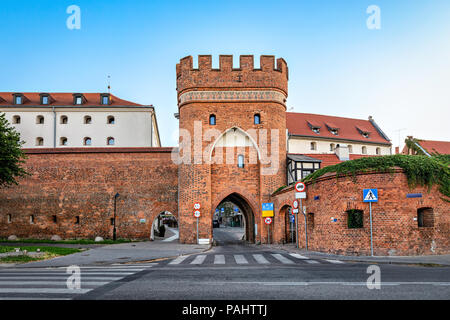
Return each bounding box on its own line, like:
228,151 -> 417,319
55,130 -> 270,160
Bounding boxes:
264,217 -> 272,225
193,210 -> 201,218
292,199 -> 299,214
295,182 -> 306,192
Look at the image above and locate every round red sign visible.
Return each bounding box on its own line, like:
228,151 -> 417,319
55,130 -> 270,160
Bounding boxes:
193,203 -> 201,210
295,182 -> 306,192
264,217 -> 272,225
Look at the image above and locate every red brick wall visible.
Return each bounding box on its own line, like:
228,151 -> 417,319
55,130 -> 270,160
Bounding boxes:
272,170 -> 450,256
0,148 -> 178,240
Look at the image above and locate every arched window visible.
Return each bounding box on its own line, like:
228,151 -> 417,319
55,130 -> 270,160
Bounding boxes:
209,114 -> 216,125
348,145 -> 353,153
330,143 -> 335,151
107,115 -> 115,124
12,115 -> 21,124
254,113 -> 261,124
310,142 -> 317,151
36,115 -> 44,124
60,137 -> 68,146
237,154 -> 244,168
84,137 -> 92,146
36,137 -> 44,146
362,146 -> 367,154
107,137 -> 115,146
376,147 -> 381,155
84,116 -> 92,124
60,115 -> 68,124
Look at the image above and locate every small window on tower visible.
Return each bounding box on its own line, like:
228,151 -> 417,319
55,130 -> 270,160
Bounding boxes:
237,154 -> 244,168
254,114 -> 261,124
209,114 -> 216,125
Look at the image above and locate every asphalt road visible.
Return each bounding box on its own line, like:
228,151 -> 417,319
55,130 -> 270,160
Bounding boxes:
1,228 -> 448,300
77,228 -> 449,300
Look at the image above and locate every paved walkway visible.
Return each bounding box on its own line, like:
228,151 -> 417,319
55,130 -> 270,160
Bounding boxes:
8,241 -> 210,268
261,243 -> 450,266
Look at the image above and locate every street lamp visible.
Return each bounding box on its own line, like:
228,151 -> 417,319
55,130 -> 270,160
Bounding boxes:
113,193 -> 120,241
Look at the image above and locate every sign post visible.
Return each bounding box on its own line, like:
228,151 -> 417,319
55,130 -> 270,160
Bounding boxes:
194,203 -> 201,244
262,203 -> 274,244
302,205 -> 308,250
363,189 -> 378,256
292,199 -> 299,248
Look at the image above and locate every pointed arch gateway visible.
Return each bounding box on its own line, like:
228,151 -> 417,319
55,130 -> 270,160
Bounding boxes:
212,192 -> 257,243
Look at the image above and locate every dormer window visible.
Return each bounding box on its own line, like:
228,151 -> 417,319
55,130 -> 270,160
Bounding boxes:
40,93 -> 52,105
326,123 -> 339,136
73,94 -> 85,105
13,94 -> 24,105
101,94 -> 110,105
307,120 -> 321,134
356,126 -> 371,139
312,127 -> 320,134
362,132 -> 369,138
330,129 -> 338,135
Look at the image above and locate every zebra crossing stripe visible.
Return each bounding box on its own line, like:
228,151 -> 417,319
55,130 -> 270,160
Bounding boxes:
271,254 -> 295,264
325,259 -> 344,264
214,255 -> 225,264
234,255 -> 249,264
169,255 -> 189,265
252,254 -> 270,264
191,255 -> 207,264
289,253 -> 309,260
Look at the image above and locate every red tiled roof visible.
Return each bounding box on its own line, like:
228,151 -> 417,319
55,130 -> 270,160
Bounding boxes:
287,112 -> 390,145
298,153 -> 377,168
418,140 -> 450,155
0,92 -> 147,107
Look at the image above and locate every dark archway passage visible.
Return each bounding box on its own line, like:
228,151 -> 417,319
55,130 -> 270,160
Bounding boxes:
212,193 -> 255,245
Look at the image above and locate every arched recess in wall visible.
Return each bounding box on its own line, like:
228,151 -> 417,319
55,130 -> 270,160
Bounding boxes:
150,211 -> 178,241
208,127 -> 261,163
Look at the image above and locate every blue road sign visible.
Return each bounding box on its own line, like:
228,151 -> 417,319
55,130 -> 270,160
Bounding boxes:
234,208 -> 239,212
290,215 -> 295,223
363,189 -> 378,202
262,203 -> 274,211
221,207 -> 224,212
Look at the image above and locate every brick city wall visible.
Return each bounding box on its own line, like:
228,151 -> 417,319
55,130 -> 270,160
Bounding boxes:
176,55 -> 288,244
272,169 -> 450,256
0,148 -> 178,240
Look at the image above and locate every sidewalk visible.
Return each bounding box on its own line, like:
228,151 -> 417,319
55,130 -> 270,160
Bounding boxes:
262,243 -> 450,266
8,241 -> 210,268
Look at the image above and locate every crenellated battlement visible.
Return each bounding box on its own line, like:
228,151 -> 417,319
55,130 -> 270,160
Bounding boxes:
176,55 -> 288,98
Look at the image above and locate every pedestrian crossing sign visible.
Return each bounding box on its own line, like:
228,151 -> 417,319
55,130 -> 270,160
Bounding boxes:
363,189 -> 378,202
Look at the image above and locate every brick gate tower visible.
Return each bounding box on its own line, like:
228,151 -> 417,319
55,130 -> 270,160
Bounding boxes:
176,55 -> 288,244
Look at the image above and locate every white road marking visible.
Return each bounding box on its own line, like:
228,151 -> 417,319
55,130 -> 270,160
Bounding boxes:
234,255 -> 249,264
0,288 -> 92,294
325,259 -> 344,264
305,260 -> 320,264
190,255 -> 207,264
289,253 -> 309,260
253,254 -> 270,264
0,281 -> 109,286
0,277 -> 122,281
214,255 -> 225,264
169,256 -> 189,265
271,254 -> 295,264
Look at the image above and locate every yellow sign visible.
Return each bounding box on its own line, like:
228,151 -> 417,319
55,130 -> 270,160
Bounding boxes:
262,210 -> 274,217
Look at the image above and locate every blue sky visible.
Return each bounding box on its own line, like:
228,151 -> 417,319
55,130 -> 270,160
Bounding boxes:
1,0 -> 449,147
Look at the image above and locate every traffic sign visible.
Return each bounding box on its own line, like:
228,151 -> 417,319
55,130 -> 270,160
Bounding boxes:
295,182 -> 306,192
292,199 -> 299,214
194,203 -> 201,210
290,215 -> 295,223
363,189 -> 378,202
264,217 -> 272,225
295,192 -> 306,199
262,203 -> 274,217
194,210 -> 201,218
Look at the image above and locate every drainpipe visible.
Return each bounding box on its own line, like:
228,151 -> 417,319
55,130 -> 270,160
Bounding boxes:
52,106 -> 56,148
150,109 -> 153,147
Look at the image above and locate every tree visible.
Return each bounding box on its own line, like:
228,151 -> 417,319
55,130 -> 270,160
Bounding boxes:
0,113 -> 28,187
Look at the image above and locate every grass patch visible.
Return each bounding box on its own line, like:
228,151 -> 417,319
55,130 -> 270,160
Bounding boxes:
0,238 -> 136,245
0,246 -> 82,264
